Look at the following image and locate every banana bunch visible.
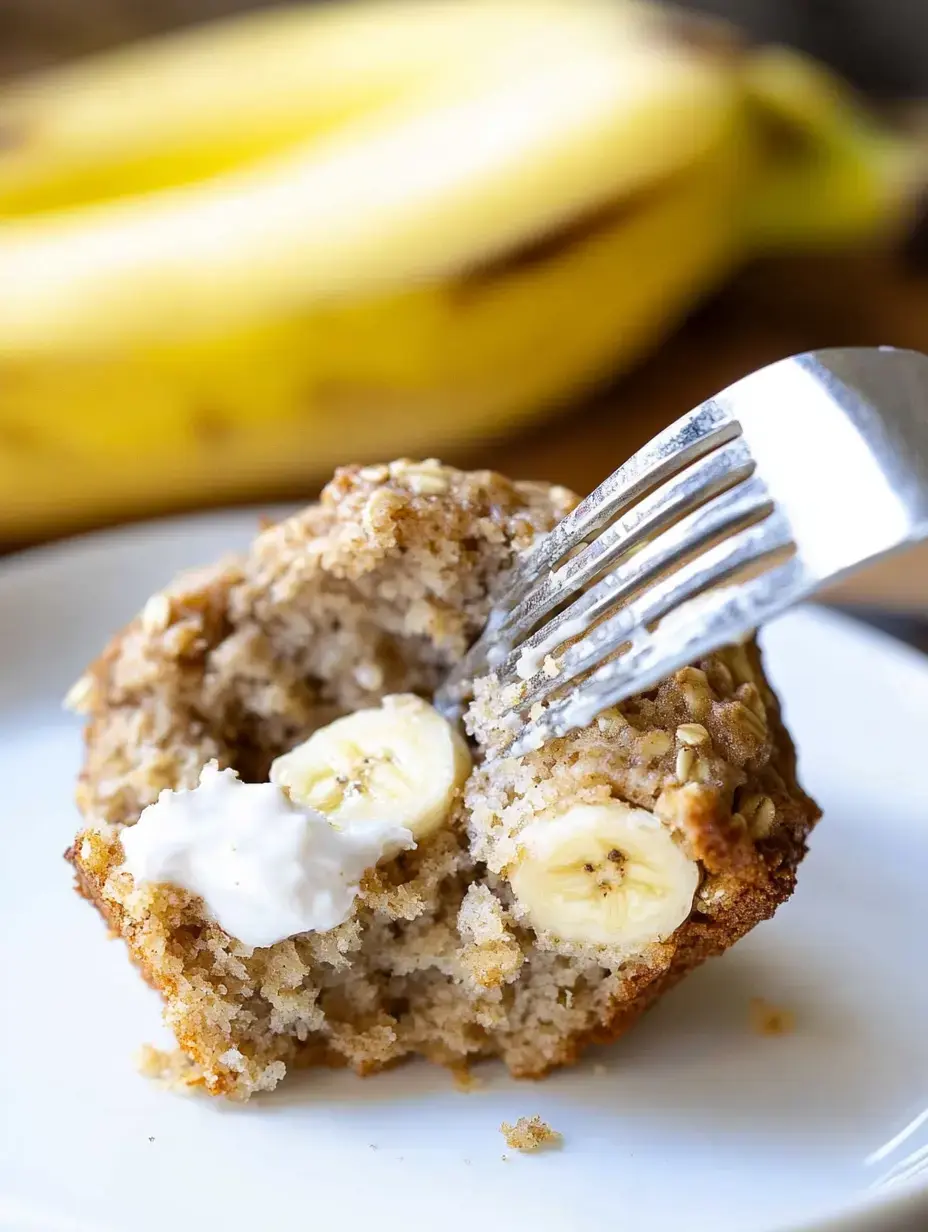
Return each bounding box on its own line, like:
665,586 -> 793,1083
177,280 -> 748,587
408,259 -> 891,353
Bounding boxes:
0,0 -> 919,537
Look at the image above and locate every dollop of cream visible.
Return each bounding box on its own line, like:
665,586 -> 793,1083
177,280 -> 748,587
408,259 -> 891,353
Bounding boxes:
119,762 -> 414,948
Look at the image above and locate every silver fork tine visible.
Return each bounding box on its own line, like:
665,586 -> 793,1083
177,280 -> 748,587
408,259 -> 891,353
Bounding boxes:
508,471 -> 775,705
508,553 -> 804,756
511,508 -> 794,726
444,401 -> 739,689
501,401 -> 738,595
482,435 -> 756,665
436,346 -> 928,753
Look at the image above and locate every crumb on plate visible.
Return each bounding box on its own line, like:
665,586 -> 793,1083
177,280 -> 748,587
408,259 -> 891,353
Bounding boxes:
500,1115 -> 562,1152
749,997 -> 796,1036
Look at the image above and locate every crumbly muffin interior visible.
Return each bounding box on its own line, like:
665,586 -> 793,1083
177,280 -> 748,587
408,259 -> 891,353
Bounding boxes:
69,459 -> 819,1099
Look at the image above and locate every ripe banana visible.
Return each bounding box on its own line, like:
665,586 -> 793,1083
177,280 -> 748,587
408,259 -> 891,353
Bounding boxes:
509,801 -> 699,948
0,0 -> 919,537
271,695 -> 472,840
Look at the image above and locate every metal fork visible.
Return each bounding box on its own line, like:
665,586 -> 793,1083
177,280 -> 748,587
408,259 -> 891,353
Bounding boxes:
435,347 -> 928,756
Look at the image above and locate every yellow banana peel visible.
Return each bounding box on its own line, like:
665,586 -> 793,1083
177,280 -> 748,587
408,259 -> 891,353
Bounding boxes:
0,0 -> 920,536
740,46 -> 921,245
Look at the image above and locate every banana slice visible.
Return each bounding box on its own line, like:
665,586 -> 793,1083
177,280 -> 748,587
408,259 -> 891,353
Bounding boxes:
509,801 -> 698,948
270,694 -> 471,840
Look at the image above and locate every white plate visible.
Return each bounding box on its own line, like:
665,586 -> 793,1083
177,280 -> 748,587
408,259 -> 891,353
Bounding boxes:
1,510 -> 927,1232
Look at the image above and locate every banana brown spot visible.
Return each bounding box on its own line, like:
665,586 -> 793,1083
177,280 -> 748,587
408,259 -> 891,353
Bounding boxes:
191,407 -> 236,447
0,123 -> 23,152
453,171 -> 689,300
0,417 -> 44,454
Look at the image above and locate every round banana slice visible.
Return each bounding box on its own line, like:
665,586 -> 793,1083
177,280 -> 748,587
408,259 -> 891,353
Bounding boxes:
270,694 -> 472,840
509,801 -> 698,948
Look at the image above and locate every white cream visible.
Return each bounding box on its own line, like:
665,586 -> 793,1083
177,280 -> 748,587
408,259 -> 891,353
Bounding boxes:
119,762 -> 414,949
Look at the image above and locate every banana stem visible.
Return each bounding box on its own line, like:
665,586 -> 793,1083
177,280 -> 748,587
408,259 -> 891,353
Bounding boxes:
738,47 -> 926,252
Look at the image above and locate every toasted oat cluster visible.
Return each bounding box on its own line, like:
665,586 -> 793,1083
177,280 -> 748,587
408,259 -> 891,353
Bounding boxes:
66,460 -> 819,1099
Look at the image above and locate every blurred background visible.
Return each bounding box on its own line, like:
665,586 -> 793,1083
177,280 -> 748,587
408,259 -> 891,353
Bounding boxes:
1,0 -> 927,624
4,0 -> 928,94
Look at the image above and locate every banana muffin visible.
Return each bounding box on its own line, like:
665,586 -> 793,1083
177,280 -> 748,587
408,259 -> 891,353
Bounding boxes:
65,459 -> 819,1099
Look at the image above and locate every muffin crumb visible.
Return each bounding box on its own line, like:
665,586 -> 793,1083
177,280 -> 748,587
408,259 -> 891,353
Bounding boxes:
500,1116 -> 562,1152
749,997 -> 796,1036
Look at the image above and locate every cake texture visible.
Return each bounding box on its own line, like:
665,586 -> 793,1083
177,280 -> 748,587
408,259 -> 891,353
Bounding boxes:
66,459 -> 820,1099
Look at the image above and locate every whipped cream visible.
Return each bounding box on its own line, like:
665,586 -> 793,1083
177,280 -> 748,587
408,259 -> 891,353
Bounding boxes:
119,763 -> 414,949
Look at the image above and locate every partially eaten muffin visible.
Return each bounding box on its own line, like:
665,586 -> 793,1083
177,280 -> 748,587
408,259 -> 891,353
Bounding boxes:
66,459 -> 819,1099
